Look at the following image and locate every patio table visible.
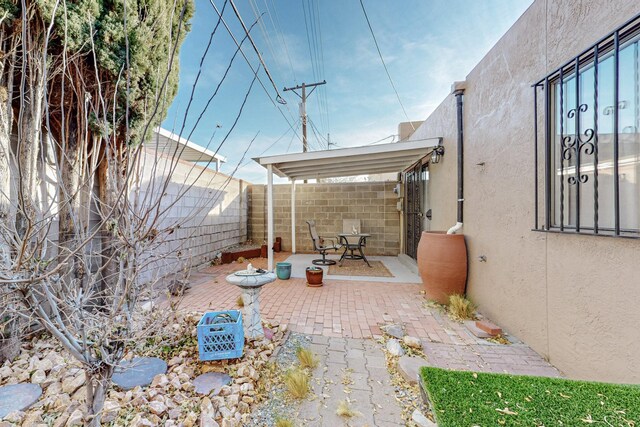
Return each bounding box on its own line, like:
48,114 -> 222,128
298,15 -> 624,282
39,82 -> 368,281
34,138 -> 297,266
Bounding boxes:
226,271 -> 276,339
338,233 -> 372,267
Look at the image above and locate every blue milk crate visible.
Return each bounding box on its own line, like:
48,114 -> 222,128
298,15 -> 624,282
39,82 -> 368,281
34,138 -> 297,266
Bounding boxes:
197,310 -> 244,361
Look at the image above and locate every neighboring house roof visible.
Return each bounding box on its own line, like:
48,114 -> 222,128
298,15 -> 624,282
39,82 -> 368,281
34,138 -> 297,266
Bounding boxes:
151,127 -> 227,164
253,138 -> 441,180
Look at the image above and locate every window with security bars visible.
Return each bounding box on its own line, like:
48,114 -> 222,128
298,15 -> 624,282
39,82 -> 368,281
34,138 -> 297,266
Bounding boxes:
533,15 -> 640,238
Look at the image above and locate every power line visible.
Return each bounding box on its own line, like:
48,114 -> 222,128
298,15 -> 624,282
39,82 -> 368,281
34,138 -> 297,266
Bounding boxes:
208,0 -> 301,140
227,0 -> 286,103
359,0 -> 414,131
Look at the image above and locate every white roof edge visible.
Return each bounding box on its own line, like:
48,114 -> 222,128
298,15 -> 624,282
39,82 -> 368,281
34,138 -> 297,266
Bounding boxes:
253,137 -> 441,165
154,127 -> 227,163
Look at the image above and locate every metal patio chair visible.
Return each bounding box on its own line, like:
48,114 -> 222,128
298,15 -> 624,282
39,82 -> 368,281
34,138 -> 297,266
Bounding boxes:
306,220 -> 341,266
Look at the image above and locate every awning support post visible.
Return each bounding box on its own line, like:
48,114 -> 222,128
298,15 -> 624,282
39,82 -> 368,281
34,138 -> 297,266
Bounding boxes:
291,179 -> 296,253
267,164 -> 274,271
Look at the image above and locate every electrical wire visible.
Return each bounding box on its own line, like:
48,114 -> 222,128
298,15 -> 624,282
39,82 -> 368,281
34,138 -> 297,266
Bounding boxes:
208,0 -> 301,140
359,0 -> 415,130
226,0 -> 286,104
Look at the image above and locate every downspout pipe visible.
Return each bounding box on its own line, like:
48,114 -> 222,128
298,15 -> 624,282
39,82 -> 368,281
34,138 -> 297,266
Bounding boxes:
447,83 -> 465,234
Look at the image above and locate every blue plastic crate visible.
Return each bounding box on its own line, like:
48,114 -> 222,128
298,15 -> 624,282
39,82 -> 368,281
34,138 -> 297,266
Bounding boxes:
197,310 -> 244,361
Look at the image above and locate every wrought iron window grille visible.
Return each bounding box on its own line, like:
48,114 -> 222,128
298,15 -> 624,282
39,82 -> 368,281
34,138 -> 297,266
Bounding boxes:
532,13 -> 640,239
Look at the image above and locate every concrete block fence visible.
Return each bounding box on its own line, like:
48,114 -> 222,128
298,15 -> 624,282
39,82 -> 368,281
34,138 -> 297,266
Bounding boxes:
248,181 -> 401,256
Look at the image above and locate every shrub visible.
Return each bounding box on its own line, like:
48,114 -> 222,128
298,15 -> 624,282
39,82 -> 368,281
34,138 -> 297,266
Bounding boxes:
283,369 -> 309,399
448,294 -> 476,321
295,347 -> 318,369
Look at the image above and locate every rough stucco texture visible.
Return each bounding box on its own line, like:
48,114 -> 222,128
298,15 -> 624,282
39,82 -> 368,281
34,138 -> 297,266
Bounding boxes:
406,0 -> 640,382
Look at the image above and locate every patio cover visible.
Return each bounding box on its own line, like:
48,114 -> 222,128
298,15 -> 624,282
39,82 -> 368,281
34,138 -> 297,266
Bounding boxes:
153,127 -> 227,169
253,138 -> 441,270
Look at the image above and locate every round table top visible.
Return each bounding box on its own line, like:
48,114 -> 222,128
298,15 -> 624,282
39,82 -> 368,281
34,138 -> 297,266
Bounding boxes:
338,233 -> 371,237
226,271 -> 277,289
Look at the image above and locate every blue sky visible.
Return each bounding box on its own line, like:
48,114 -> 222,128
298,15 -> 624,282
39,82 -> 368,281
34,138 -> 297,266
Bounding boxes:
161,0 -> 533,183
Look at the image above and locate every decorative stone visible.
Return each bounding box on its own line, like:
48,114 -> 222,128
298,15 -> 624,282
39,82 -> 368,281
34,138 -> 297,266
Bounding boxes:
263,327 -> 274,341
0,383 -> 43,418
386,339 -> 405,356
112,357 -> 168,390
381,324 -> 405,339
193,372 -> 232,396
397,356 -> 427,385
66,408 -> 84,426
149,401 -> 167,416
411,409 -> 437,426
403,336 -> 422,349
31,369 -> 46,384
200,412 -> 219,427
62,371 -> 86,394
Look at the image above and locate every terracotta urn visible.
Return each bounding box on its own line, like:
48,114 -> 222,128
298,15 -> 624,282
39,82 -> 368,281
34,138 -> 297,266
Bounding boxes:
305,267 -> 323,287
416,231 -> 467,304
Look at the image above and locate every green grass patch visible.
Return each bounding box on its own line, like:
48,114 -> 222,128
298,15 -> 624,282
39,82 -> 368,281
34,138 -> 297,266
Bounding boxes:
420,367 -> 640,426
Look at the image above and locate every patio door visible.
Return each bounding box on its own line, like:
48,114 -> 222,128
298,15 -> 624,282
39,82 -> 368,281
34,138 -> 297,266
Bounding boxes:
405,161 -> 428,259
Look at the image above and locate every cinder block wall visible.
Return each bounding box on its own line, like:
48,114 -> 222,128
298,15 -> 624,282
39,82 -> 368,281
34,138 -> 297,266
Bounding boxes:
249,182 -> 400,256
137,149 -> 247,283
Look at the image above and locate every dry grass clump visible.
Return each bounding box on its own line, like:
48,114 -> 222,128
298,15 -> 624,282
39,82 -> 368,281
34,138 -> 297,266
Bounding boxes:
283,368 -> 310,399
295,346 -> 318,369
447,294 -> 476,321
336,400 -> 361,418
274,418 -> 294,427
236,295 -> 244,308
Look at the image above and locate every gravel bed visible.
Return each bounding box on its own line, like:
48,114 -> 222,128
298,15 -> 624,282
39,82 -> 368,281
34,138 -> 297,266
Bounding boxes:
246,332 -> 311,426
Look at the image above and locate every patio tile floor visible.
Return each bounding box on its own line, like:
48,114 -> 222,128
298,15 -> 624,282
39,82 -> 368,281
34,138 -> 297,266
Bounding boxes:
174,252 -> 561,377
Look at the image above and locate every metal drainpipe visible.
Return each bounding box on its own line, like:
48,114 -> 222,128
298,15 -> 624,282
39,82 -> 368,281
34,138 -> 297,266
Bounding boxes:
455,89 -> 464,224
447,87 -> 465,234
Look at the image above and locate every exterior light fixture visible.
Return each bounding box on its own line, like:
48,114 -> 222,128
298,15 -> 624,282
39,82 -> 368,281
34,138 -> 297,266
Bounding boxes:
430,145 -> 445,164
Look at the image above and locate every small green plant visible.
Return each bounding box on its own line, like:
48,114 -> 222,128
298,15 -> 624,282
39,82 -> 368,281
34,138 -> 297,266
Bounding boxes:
336,400 -> 360,418
236,295 -> 244,308
283,368 -> 310,399
295,346 -> 318,369
274,418 -> 294,427
447,294 -> 476,321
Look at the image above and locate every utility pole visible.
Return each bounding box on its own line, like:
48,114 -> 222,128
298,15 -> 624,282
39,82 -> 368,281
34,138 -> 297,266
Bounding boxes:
283,80 -> 326,153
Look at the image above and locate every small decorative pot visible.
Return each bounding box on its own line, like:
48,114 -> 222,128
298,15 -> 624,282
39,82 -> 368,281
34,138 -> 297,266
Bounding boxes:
276,262 -> 292,280
305,267 -> 323,287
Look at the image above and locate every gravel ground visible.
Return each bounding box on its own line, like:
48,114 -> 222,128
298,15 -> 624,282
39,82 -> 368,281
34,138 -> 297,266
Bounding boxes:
246,332 -> 312,426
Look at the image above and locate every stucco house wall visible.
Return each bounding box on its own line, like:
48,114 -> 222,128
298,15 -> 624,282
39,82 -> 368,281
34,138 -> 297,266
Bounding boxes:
407,0 -> 640,382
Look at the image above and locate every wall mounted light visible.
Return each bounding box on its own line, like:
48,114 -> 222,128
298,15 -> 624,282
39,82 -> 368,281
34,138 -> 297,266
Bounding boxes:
430,145 -> 445,164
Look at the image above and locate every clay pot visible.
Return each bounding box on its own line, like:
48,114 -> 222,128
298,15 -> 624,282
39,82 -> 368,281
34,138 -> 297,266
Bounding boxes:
305,267 -> 323,287
416,231 -> 467,304
260,244 -> 267,258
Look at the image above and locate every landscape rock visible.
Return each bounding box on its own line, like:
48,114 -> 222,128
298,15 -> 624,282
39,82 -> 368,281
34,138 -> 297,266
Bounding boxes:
31,369 -> 47,384
193,372 -> 232,396
112,357 -> 167,390
397,356 -> 427,385
412,409 -> 437,426
65,409 -> 84,426
386,338 -> 405,356
381,323 -> 405,339
403,336 -> 422,349
0,383 -> 43,418
148,400 -> 167,416
62,371 -> 86,394
200,412 -> 220,427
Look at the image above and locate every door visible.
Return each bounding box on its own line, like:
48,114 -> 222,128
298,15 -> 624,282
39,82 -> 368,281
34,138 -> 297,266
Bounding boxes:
405,161 -> 428,259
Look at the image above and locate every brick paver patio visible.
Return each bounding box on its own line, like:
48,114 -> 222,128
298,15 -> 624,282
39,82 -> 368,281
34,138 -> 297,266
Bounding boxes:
174,254 -> 559,375
173,253 -> 560,425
